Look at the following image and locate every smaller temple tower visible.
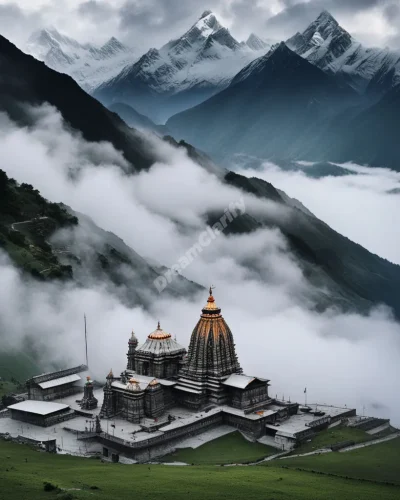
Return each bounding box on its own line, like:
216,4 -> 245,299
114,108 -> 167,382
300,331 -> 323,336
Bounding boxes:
80,376 -> 98,410
145,379 -> 164,418
100,369 -> 115,418
127,330 -> 138,370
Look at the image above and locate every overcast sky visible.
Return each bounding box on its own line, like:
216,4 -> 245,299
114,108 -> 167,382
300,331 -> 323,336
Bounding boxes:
1,0 -> 399,52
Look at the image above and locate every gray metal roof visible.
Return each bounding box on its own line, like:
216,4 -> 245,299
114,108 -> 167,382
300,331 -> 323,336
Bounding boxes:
222,374 -> 268,389
38,374 -> 81,389
8,401 -> 69,415
29,365 -> 87,384
136,337 -> 186,356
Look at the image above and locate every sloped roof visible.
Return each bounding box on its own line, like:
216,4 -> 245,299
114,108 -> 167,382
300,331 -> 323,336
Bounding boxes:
222,374 -> 268,389
38,374 -> 81,389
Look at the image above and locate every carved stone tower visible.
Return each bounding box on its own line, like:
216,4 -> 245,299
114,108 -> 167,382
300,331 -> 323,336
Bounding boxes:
175,288 -> 242,408
100,369 -> 115,418
80,376 -> 98,410
127,330 -> 138,371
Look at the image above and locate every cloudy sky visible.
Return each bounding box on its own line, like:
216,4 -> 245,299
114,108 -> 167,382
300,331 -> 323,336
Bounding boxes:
1,0 -> 399,52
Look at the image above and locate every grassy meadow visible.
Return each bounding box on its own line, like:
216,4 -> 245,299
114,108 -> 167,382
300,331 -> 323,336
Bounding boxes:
1,436 -> 400,500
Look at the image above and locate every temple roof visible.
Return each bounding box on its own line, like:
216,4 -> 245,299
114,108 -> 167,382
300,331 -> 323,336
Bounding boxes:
148,321 -> 172,340
223,374 -> 269,389
136,322 -> 186,356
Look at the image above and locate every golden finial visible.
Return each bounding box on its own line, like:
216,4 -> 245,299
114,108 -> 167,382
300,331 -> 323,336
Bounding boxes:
209,285 -> 215,296
157,320 -> 161,330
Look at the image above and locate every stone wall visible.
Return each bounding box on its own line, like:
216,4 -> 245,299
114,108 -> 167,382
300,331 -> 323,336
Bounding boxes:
99,412 -> 224,461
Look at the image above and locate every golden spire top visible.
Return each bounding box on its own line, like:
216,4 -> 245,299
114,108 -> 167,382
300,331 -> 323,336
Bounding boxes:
107,368 -> 114,378
148,321 -> 172,340
203,286 -> 220,313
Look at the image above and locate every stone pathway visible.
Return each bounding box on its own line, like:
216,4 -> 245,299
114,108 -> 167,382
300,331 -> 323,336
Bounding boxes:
339,432 -> 400,452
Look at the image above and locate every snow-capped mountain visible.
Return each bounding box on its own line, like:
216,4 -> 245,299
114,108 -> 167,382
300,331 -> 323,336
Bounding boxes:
167,42 -> 356,161
25,28 -> 136,92
287,10 -> 400,95
245,33 -> 271,51
93,11 -> 270,122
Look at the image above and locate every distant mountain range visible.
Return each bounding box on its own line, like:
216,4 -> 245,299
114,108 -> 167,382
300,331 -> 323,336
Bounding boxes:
166,12 -> 400,169
1,34 -> 400,323
92,11 -> 271,122
25,27 -> 135,92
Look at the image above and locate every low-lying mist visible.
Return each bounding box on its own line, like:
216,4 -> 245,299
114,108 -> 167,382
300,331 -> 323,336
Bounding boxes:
233,158 -> 400,265
0,105 -> 399,425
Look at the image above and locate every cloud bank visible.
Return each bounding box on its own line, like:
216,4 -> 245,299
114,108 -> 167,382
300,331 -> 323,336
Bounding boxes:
234,159 -> 400,265
0,104 -> 399,425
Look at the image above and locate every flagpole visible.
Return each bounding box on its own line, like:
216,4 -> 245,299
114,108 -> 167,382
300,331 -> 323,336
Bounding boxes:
84,314 -> 89,368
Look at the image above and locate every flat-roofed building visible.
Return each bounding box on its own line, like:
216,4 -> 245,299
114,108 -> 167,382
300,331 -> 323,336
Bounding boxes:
8,401 -> 74,427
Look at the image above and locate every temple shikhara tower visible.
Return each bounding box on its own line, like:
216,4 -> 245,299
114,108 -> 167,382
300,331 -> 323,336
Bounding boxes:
175,288 -> 243,408
100,288 -> 273,420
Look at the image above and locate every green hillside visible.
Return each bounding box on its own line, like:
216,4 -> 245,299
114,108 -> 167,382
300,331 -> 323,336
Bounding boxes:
0,169 -> 77,279
281,437 -> 400,485
1,439 -> 400,500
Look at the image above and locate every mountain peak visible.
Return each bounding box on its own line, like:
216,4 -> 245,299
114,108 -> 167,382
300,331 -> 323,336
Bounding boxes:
246,33 -> 269,51
200,9 -> 213,19
316,10 -> 338,25
101,36 -> 128,54
286,9 -> 352,68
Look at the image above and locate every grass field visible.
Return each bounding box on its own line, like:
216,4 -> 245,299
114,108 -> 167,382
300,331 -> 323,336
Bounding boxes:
289,425 -> 372,455
280,437 -> 400,485
1,439 -> 400,500
162,431 -> 277,464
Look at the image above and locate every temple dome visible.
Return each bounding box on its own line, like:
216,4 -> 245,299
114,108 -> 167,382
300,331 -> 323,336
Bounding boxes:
182,288 -> 241,378
136,321 -> 186,356
126,378 -> 141,391
148,322 -> 171,340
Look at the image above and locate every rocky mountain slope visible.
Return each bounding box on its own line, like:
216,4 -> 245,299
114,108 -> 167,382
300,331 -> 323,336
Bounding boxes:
26,28 -> 136,92
166,42 -> 357,160
108,102 -> 168,135
93,11 -> 270,122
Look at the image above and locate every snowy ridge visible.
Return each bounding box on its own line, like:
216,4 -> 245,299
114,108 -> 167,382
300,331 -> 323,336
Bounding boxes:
25,27 -> 136,92
287,10 -> 400,94
94,11 -> 270,110
109,11 -> 268,93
